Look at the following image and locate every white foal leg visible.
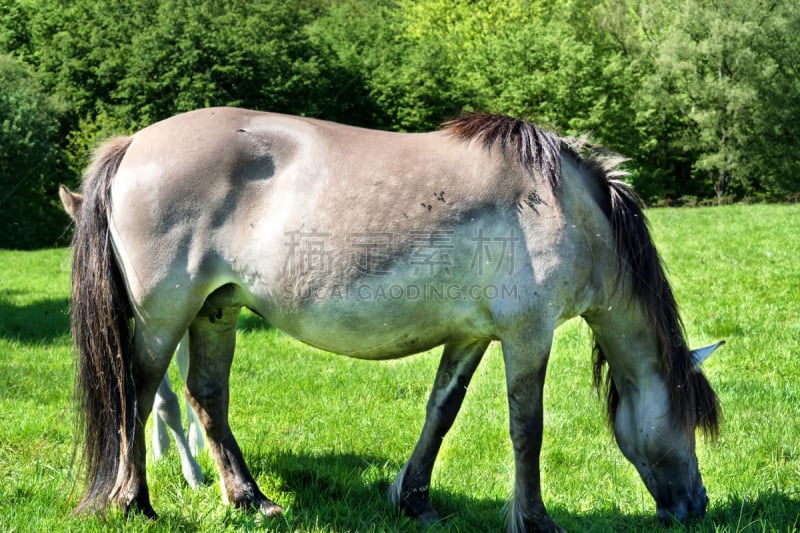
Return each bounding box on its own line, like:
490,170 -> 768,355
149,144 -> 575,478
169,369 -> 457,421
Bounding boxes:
152,376 -> 172,460
176,335 -> 205,455
152,372 -> 204,489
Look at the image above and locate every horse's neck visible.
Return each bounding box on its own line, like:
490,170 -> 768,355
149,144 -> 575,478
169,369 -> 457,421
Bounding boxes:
589,293 -> 658,365
558,155 -> 627,316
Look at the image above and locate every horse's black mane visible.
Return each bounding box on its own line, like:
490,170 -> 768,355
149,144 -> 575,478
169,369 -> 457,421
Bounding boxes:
594,176 -> 720,437
444,113 -> 719,437
444,114 -> 561,192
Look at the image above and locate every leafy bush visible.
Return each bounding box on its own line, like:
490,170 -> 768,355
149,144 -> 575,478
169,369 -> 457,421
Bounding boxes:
0,54 -> 67,249
1,0 -> 799,248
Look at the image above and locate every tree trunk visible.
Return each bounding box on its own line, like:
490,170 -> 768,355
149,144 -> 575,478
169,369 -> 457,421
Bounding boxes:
715,170 -> 729,205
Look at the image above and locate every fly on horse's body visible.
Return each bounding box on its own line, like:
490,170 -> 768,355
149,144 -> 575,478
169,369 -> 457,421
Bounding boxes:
69,107 -> 721,532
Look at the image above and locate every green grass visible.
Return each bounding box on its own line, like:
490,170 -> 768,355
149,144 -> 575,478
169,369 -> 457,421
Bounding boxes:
1,204 -> 798,531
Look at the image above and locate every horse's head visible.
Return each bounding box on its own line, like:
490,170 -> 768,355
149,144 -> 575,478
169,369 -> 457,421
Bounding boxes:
595,337 -> 723,523
59,184 -> 83,221
645,341 -> 721,523
583,167 -> 722,524
657,342 -> 723,523
593,316 -> 724,522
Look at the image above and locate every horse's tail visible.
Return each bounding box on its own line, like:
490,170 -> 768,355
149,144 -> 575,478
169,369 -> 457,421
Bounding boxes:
70,136 -> 135,513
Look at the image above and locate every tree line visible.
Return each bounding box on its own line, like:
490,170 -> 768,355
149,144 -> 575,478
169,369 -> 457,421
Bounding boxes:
1,0 -> 798,248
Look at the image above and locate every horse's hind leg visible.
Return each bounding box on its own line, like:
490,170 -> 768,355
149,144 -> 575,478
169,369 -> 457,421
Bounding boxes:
389,339 -> 489,523
184,306 -> 281,516
111,325 -> 181,518
500,329 -> 565,533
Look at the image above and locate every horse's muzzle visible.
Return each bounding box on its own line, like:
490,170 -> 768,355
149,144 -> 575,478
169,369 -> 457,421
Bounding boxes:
656,484 -> 708,523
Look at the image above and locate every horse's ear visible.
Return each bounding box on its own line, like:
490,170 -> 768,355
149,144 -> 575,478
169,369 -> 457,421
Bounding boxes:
59,184 -> 83,221
691,340 -> 725,366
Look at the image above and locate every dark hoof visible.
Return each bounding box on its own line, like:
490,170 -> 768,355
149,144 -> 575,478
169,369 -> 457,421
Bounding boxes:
122,500 -> 158,520
397,493 -> 440,525
233,489 -> 283,518
256,498 -> 283,517
509,510 -> 565,533
118,485 -> 157,520
253,500 -> 283,525
388,465 -> 441,525
416,509 -> 441,525
512,519 -> 565,533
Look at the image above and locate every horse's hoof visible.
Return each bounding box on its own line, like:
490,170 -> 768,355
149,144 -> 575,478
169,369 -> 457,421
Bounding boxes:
253,499 -> 283,525
122,501 -> 158,520
509,510 -> 565,533
416,509 -> 441,525
231,486 -> 283,517
396,493 -> 440,525
254,496 -> 283,517
260,502 -> 283,517
117,486 -> 158,520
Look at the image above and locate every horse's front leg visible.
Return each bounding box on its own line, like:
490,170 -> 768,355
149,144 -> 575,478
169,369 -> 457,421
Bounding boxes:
389,339 -> 489,524
501,331 -> 565,533
185,307 -> 281,516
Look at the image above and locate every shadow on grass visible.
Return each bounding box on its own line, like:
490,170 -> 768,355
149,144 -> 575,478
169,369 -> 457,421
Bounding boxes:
0,291 -> 269,344
125,448 -> 800,532
232,450 -> 800,532
240,449 -> 507,532
0,292 -> 70,342
553,491 -> 800,532
241,450 -> 629,531
705,491 -> 800,531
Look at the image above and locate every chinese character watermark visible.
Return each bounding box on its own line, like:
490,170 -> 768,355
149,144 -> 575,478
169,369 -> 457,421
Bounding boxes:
408,230 -> 455,276
469,228 -> 521,275
346,232 -> 394,276
282,230 -> 333,276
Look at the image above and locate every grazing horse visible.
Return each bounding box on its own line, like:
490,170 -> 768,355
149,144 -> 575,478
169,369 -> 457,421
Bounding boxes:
59,186 -> 204,489
69,108 -> 721,531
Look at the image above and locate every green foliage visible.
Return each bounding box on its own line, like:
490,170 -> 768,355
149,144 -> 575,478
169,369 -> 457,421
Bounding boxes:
395,0 -> 607,126
313,0 -> 799,201
603,0 -> 800,201
0,0 -> 799,247
107,1 -> 321,124
0,54 -> 66,249
309,0 -> 464,131
5,0 -> 352,127
2,205 -> 799,530
63,111 -> 130,183
313,0 -> 631,134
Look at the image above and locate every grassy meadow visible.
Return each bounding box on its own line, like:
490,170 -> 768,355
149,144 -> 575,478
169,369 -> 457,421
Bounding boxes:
0,204 -> 798,532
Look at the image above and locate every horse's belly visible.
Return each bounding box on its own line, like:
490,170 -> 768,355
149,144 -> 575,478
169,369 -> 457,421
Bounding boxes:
261,289 -> 496,360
